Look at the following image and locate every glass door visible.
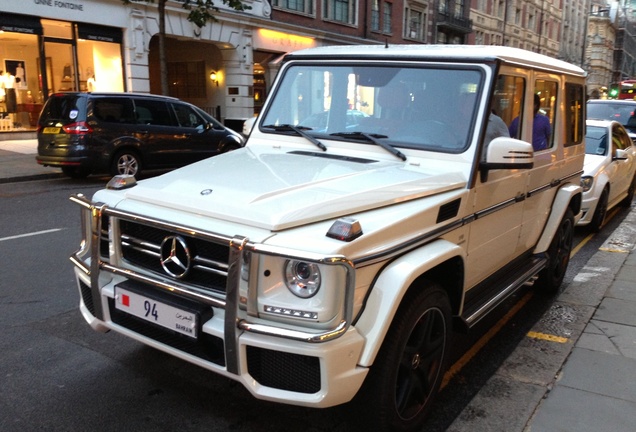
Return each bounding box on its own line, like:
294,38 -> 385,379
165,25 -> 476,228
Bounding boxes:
43,41 -> 77,94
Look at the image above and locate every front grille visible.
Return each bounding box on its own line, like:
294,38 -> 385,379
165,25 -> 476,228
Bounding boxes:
118,220 -> 229,293
246,346 -> 321,394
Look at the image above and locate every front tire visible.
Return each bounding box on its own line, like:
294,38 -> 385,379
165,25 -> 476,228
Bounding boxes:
536,207 -> 574,293
590,189 -> 608,232
111,150 -> 141,178
355,284 -> 451,432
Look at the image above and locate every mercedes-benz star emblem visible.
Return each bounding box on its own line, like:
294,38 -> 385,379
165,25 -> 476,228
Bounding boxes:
160,236 -> 191,278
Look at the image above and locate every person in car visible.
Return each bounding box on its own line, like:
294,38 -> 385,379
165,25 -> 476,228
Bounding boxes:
509,94 -> 551,151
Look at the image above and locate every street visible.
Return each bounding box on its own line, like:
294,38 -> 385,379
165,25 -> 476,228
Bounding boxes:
0,176 -> 632,432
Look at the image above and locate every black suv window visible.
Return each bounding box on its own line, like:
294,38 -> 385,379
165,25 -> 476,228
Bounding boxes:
133,99 -> 175,126
171,102 -> 206,129
39,95 -> 83,125
93,98 -> 135,123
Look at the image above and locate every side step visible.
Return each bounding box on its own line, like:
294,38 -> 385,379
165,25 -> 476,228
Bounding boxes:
456,256 -> 547,332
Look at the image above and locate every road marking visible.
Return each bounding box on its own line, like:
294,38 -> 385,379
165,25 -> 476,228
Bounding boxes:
571,232 -> 593,257
527,331 -> 569,343
0,228 -> 64,242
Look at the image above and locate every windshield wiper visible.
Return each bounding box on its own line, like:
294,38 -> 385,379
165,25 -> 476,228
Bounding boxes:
262,124 -> 327,151
330,132 -> 406,161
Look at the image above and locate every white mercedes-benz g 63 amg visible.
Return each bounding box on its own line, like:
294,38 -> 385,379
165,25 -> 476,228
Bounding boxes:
70,45 -> 586,431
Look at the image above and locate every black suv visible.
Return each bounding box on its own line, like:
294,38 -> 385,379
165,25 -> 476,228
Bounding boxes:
36,92 -> 244,178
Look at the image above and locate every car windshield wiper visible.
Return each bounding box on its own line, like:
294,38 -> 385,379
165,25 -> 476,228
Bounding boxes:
330,131 -> 406,161
262,124 -> 327,151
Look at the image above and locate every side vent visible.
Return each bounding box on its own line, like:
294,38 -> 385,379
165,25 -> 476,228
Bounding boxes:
436,199 -> 461,223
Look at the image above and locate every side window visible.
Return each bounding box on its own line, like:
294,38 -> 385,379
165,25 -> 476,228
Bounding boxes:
614,125 -> 630,150
92,98 -> 135,124
533,80 -> 558,150
493,74 -> 525,139
564,83 -> 585,147
172,103 -> 205,129
133,99 -> 175,126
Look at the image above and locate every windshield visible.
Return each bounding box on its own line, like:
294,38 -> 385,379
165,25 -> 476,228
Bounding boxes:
585,125 -> 608,156
587,101 -> 636,133
261,63 -> 484,152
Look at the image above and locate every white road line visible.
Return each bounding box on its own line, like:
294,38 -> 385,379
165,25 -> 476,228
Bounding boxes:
0,228 -> 64,242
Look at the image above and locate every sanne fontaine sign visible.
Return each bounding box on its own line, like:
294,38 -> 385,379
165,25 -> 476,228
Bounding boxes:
33,0 -> 85,11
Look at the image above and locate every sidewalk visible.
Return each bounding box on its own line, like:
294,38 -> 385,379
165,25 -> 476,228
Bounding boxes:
0,138 -> 63,183
1,136 -> 636,431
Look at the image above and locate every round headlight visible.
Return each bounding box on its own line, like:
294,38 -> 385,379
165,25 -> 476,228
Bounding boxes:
284,260 -> 321,298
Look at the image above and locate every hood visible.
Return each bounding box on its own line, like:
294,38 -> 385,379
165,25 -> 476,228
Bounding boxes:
122,147 -> 467,230
583,154 -> 606,177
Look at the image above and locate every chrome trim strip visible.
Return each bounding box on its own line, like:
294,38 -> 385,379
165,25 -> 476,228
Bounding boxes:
225,236 -> 248,375
238,319 -> 348,343
90,203 -> 106,320
103,263 -> 227,308
464,257 -> 547,327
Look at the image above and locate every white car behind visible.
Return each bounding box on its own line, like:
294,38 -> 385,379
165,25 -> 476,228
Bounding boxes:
578,119 -> 636,231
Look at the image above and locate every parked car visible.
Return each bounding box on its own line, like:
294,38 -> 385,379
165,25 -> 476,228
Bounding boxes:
69,46 -> 587,432
587,99 -> 636,143
578,119 -> 636,231
36,92 -> 244,178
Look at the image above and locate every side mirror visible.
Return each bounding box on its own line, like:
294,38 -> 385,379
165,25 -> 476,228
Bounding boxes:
614,148 -> 628,161
479,137 -> 534,182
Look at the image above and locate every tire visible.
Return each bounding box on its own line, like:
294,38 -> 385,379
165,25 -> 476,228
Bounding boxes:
621,174 -> 636,207
111,150 -> 142,178
589,189 -> 608,232
354,284 -> 451,432
61,166 -> 90,179
536,207 -> 574,294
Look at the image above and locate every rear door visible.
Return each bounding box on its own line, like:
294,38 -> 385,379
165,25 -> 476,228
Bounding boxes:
132,98 -> 181,168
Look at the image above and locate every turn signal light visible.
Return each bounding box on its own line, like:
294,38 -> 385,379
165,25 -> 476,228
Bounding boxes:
326,217 -> 363,242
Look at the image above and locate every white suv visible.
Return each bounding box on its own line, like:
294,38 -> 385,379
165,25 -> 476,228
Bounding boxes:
70,45 -> 586,431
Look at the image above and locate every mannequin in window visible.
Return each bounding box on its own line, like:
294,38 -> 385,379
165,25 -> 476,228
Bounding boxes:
3,71 -> 17,113
15,63 -> 26,88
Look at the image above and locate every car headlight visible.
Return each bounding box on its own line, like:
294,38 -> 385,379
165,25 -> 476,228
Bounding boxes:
581,176 -> 594,192
284,260 -> 321,298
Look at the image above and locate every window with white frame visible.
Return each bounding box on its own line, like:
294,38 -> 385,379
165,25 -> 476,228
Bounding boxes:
273,0 -> 314,14
404,6 -> 426,41
324,0 -> 357,25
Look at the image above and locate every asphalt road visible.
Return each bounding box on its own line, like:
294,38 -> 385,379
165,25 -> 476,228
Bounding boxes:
0,176 -> 630,432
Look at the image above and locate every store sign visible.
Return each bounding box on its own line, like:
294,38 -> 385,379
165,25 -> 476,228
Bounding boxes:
33,0 -> 85,11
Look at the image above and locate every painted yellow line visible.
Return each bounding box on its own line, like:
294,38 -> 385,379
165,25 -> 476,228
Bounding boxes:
571,232 -> 593,257
442,291 -> 534,388
527,331 -> 569,343
599,247 -> 630,253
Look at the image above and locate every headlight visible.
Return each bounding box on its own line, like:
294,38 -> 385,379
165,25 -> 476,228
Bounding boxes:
581,176 -> 594,192
284,260 -> 321,298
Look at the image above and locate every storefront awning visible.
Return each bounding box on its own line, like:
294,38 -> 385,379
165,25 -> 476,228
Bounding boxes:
77,23 -> 122,44
0,13 -> 43,35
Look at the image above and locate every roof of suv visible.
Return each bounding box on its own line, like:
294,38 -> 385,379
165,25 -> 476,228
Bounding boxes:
50,92 -> 179,100
284,44 -> 587,77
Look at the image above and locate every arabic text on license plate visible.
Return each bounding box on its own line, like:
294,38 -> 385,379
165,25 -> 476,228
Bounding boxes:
43,127 -> 61,134
115,287 -> 198,338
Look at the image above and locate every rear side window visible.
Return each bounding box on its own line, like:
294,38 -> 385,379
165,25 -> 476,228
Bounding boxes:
92,98 -> 135,124
564,84 -> 585,147
40,95 -> 83,125
133,99 -> 176,126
